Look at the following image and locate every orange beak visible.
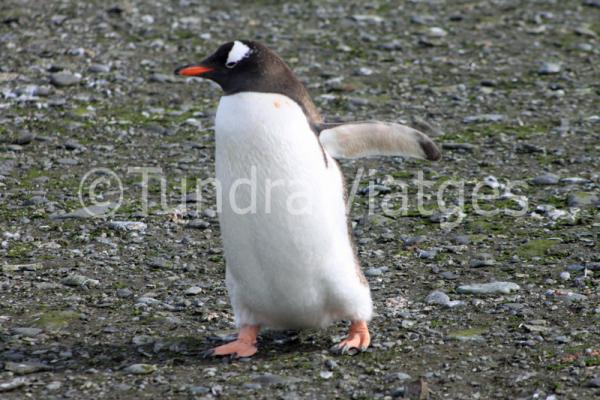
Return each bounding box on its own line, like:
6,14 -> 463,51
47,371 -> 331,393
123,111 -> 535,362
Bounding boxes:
175,65 -> 214,76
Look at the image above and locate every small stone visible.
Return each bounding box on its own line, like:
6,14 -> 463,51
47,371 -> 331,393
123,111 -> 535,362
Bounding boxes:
457,281 -> 520,295
61,274 -> 100,288
352,15 -> 384,23
123,364 -> 157,375
365,267 -> 388,276
441,142 -> 478,152
149,73 -> 175,83
136,296 -> 161,305
147,257 -> 168,269
184,286 -> 202,296
532,173 -> 560,185
544,289 -> 587,302
88,64 -> 110,73
470,254 -> 496,268
427,27 -> 447,37
5,361 -> 50,375
426,290 -> 449,305
13,132 -> 34,145
12,327 -> 42,337
64,139 -> 86,151
356,67 -> 373,76
116,288 -> 133,298
418,249 -> 437,259
538,62 -> 561,75
567,192 -> 599,207
559,271 -> 570,281
587,378 -> 600,388
242,383 -> 262,390
187,219 -> 210,229
567,264 -> 586,272
132,335 -> 155,346
320,371 -> 333,379
463,114 -> 506,124
50,72 -> 81,87
385,372 -> 412,382
46,381 -> 62,391
189,386 -> 210,395
0,377 -> 27,392
109,221 -> 147,232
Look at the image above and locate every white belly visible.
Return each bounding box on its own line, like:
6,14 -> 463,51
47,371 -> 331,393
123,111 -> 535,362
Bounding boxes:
215,92 -> 372,329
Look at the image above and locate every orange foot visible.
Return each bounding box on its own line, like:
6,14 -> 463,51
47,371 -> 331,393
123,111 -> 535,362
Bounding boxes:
331,320 -> 371,355
203,325 -> 259,359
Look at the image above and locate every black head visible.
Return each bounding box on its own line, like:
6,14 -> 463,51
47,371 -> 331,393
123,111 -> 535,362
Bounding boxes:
175,40 -> 323,124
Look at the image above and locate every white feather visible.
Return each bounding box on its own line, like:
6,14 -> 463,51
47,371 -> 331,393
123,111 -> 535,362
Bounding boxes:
226,41 -> 252,65
215,92 -> 372,329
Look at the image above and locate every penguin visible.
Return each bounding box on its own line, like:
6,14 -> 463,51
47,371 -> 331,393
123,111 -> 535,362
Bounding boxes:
175,40 -> 440,358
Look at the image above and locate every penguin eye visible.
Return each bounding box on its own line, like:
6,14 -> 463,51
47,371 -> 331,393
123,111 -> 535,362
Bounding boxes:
225,61 -> 237,68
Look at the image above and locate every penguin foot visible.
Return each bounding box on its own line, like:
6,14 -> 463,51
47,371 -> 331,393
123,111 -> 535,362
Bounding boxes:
330,320 -> 370,355
204,325 -> 259,359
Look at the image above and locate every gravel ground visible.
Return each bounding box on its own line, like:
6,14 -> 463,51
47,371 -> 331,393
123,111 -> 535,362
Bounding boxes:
1,0 -> 599,399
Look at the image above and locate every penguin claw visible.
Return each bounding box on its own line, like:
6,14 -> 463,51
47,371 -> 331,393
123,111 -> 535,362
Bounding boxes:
331,320 -> 371,356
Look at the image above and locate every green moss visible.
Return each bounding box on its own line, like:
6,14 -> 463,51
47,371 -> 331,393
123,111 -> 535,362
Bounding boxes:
517,239 -> 557,258
448,327 -> 487,338
7,243 -> 33,258
35,310 -> 80,331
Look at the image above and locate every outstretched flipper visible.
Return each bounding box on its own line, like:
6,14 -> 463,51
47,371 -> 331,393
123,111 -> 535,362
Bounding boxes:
319,121 -> 441,161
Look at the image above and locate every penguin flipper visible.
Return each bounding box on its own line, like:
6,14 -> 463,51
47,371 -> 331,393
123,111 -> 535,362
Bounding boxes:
318,121 -> 441,161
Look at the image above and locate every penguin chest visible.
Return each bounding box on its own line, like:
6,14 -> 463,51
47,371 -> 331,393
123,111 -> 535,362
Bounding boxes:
214,92 -> 358,328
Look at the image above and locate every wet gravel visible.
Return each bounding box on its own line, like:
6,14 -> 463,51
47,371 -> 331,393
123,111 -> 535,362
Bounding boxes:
1,0 -> 599,399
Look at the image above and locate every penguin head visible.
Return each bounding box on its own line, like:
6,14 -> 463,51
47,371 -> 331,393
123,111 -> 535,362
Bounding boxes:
175,40 -> 271,93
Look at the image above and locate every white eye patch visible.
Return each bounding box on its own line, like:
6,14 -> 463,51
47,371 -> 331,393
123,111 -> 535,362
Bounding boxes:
226,40 -> 252,67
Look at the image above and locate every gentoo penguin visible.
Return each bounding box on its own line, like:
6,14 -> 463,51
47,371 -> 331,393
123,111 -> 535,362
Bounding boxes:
175,40 -> 440,358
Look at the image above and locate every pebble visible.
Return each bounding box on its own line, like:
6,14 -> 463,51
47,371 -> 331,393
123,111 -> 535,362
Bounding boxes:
189,386 -> 210,395
544,289 -> 587,302
149,73 -> 175,83
320,371 -> 333,379
88,63 -> 110,73
365,267 -> 388,276
469,253 -> 496,268
426,290 -> 465,308
136,296 -> 161,305
123,363 -> 157,375
187,219 -> 210,229
132,335 -> 156,346
184,286 -> 202,295
0,377 -> 27,392
4,361 -> 50,375
587,378 -> 600,388
426,27 -> 447,37
50,72 -> 81,87
109,221 -> 147,232
12,327 -> 43,337
559,271 -> 570,281
457,281 -> 520,295
116,288 -> 133,298
385,372 -> 412,382
567,192 -> 599,207
442,142 -> 478,152
147,257 -> 168,269
463,114 -> 506,124
538,62 -> 561,75
61,274 -> 100,288
46,381 -> 62,391
13,132 -> 35,145
531,173 -> 559,185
